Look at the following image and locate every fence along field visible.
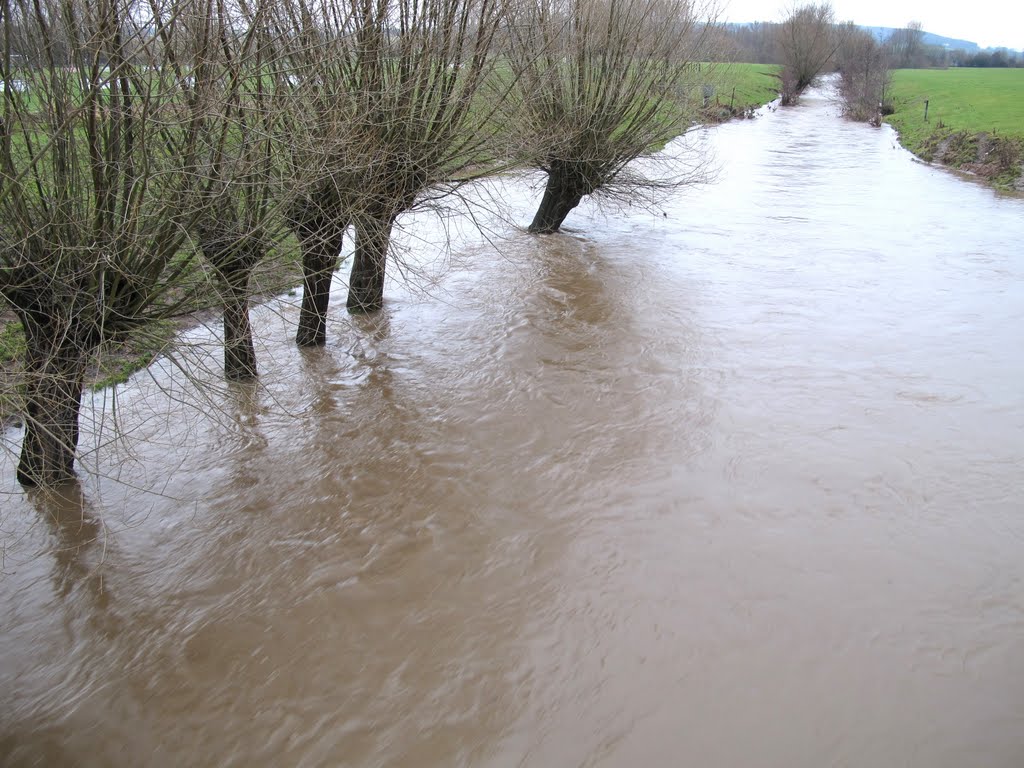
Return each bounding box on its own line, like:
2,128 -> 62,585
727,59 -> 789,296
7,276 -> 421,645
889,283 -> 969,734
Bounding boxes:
884,68 -> 1024,189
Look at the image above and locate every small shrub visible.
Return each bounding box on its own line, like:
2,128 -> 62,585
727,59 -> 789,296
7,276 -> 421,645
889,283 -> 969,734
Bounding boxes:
994,137 -> 1022,172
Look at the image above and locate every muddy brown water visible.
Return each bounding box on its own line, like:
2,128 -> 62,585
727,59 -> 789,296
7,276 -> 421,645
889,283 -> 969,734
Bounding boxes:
2,85 -> 1024,767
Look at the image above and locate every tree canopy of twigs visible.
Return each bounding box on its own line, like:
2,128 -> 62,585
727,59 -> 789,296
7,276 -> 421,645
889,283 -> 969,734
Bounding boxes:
502,0 -> 718,233
835,22 -> 890,123
279,0 -> 517,344
192,0 -> 287,380
776,3 -> 843,105
1,0 -> 731,488
0,0 -> 257,485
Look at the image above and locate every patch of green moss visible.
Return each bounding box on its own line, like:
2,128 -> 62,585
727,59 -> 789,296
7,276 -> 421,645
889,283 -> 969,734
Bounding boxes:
0,321 -> 26,364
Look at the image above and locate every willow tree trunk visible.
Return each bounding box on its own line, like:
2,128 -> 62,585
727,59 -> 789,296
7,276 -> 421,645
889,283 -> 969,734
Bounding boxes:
346,212 -> 398,314
16,317 -> 95,487
221,280 -> 257,380
528,162 -> 588,234
295,225 -> 347,346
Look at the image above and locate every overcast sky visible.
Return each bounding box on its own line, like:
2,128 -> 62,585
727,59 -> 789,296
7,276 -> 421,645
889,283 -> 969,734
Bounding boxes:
720,0 -> 1023,50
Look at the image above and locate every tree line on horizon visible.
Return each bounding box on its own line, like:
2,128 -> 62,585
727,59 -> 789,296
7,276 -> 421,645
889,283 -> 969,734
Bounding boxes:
718,18 -> 1024,70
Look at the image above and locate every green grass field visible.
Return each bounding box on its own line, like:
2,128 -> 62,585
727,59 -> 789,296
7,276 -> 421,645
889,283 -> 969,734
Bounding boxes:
885,68 -> 1024,187
705,63 -> 782,112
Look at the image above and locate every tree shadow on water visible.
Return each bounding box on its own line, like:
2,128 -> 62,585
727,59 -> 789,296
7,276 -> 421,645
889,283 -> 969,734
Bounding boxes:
296,308 -> 398,416
531,236 -> 614,328
25,481 -> 110,607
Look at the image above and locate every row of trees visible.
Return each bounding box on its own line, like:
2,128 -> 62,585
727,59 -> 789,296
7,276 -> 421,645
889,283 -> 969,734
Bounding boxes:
1,0 -> 718,486
953,49 -> 1024,68
886,25 -> 1023,69
726,13 -> 1022,86
751,4 -> 891,115
709,5 -> 876,107
720,19 -> 912,71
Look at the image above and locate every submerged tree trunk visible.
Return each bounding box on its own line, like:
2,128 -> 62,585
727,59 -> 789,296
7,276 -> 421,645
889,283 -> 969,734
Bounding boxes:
346,211 -> 398,314
200,230 -> 264,380
200,232 -> 263,378
295,225 -> 347,346
221,280 -> 258,380
16,316 -> 94,488
528,162 -> 588,234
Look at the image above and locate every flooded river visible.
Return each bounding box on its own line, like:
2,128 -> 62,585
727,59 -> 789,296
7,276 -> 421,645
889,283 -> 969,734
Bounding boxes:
2,85 -> 1023,767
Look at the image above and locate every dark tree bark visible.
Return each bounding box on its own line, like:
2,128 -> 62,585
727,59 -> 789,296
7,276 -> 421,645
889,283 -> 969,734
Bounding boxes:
295,223 -> 347,346
528,161 -> 591,234
16,315 -> 95,488
221,281 -> 258,380
199,229 -> 264,378
346,211 -> 397,314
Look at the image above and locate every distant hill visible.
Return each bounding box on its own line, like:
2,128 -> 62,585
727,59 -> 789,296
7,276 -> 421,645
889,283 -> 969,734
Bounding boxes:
860,26 -> 980,52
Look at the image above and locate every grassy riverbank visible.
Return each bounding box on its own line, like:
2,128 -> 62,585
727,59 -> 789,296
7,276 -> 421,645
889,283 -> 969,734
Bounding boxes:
702,63 -> 782,118
885,68 -> 1024,190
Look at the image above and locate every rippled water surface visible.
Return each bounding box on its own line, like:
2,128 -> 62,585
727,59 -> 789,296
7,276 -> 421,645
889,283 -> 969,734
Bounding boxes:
3,86 -> 1024,767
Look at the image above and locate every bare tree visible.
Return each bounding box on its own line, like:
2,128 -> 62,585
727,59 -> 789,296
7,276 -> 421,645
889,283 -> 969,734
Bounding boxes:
835,23 -> 890,122
0,0 -> 241,485
278,0 -> 515,344
192,0 -> 286,379
503,0 -> 718,233
274,0 -> 359,346
337,0 -> 515,314
886,21 -> 924,69
776,3 -> 841,104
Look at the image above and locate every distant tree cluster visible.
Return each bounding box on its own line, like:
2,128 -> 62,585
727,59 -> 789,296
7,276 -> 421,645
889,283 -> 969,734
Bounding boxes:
716,22 -> 781,64
714,7 -> 846,104
886,22 -> 926,68
714,6 -> 892,116
952,49 -> 1024,68
717,14 -> 1022,79
1,0 -> 718,486
878,23 -> 1024,69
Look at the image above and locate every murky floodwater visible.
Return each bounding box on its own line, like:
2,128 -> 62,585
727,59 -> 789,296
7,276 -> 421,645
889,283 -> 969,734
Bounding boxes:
3,84 -> 1024,767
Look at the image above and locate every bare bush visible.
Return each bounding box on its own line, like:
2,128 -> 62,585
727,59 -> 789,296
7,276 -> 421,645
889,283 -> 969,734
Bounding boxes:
835,23 -> 890,123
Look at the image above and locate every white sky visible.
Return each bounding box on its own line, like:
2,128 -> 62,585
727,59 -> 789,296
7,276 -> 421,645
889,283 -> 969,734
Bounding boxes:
720,0 -> 1024,50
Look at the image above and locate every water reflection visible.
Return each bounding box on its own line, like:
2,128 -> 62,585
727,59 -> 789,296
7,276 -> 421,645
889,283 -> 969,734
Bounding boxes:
26,482 -> 105,601
530,235 -> 613,329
